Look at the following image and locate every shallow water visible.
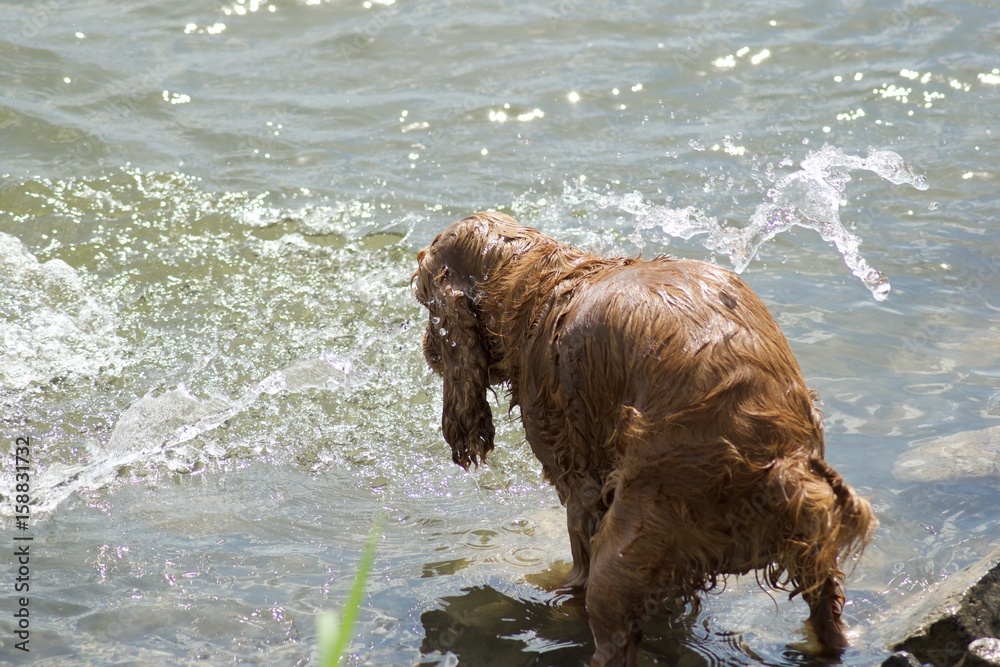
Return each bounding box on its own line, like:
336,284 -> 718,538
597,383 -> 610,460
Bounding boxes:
1,0 -> 999,664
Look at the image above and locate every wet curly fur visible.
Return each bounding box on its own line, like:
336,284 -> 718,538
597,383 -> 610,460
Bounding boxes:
413,211 -> 876,667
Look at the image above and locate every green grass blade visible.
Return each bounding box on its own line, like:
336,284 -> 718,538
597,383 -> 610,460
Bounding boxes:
318,517 -> 382,666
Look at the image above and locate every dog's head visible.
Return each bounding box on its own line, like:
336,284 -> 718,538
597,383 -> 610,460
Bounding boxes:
413,212 -> 530,468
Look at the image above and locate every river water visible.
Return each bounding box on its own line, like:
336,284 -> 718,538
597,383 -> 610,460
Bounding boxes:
1,1 -> 998,665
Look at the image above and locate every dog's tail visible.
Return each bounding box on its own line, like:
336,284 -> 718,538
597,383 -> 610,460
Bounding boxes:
764,455 -> 877,597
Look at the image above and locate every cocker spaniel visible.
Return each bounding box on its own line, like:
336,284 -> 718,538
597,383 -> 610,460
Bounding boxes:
413,211 -> 876,667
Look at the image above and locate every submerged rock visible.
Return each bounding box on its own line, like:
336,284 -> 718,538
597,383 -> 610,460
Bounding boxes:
883,546 -> 1000,666
893,425 -> 1000,483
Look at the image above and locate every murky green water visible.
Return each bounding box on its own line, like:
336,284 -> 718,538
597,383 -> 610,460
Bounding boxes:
1,0 -> 999,664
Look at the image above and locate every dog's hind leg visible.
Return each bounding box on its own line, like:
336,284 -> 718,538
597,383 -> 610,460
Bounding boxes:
585,547 -> 645,667
771,457 -> 871,655
584,487 -> 660,667
562,477 -> 605,589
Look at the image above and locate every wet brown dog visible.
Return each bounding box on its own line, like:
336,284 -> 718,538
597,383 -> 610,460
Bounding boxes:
413,211 -> 876,666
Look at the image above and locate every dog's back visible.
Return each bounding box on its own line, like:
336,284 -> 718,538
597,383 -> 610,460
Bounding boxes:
542,257 -> 823,469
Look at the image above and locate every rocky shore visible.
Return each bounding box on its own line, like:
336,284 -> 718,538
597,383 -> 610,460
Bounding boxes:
883,425 -> 1000,666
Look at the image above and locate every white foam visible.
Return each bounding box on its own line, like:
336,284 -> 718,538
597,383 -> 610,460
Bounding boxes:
14,351 -> 368,515
0,232 -> 124,391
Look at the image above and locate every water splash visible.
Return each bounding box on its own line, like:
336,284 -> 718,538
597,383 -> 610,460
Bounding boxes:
0,168 -> 433,516
0,231 -> 124,391
17,352 -> 370,516
567,145 -> 929,301
108,352 -> 364,456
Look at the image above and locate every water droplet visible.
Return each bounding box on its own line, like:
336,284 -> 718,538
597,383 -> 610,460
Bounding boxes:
928,201 -> 939,211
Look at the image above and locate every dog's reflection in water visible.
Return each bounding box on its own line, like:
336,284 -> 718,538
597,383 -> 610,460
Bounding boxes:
418,584 -> 775,666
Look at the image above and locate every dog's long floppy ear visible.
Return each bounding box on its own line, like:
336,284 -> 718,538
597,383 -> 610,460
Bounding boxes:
414,232 -> 495,469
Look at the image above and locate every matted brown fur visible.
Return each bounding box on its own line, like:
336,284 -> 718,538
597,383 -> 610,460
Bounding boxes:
413,211 -> 876,667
